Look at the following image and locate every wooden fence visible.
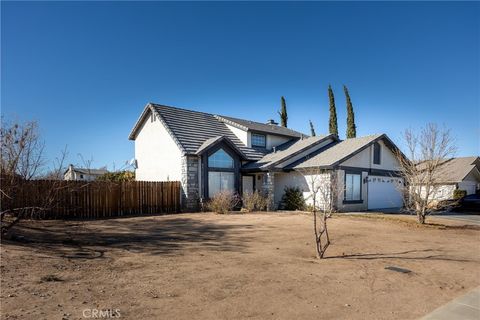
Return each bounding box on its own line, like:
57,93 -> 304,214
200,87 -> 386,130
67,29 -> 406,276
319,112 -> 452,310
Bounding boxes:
3,180 -> 181,219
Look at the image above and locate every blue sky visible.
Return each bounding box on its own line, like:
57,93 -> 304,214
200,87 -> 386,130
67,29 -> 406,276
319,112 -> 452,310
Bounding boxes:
2,1 -> 479,170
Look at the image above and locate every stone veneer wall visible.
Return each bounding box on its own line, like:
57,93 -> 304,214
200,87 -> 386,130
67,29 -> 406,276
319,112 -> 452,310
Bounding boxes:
181,155 -> 200,211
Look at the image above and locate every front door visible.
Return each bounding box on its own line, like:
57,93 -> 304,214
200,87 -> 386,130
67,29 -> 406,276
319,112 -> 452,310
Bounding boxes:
242,176 -> 254,195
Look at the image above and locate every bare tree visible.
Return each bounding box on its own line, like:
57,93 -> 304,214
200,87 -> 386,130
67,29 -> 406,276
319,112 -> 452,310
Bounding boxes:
298,168 -> 340,259
395,123 -> 457,224
1,119 -> 46,180
0,118 -> 67,234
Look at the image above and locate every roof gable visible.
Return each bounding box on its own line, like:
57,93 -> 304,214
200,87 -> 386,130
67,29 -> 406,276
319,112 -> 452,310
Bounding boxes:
195,136 -> 248,160
129,103 -> 268,160
242,135 -> 337,171
289,134 -> 403,170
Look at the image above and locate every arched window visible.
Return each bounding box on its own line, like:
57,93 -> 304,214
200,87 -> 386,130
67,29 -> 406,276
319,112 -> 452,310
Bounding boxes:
208,149 -> 234,168
207,148 -> 235,198
373,142 -> 381,165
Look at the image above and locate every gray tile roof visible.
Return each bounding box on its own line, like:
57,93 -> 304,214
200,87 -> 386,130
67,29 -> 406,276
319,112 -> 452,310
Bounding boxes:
146,104 -> 267,160
71,168 -> 109,175
290,134 -> 384,169
195,135 -> 248,159
215,115 -> 305,138
242,135 -> 335,170
417,156 -> 480,183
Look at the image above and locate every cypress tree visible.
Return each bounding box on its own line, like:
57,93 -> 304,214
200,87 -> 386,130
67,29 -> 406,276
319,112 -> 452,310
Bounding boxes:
328,85 -> 338,136
344,85 -> 357,138
309,120 -> 316,137
278,96 -> 288,127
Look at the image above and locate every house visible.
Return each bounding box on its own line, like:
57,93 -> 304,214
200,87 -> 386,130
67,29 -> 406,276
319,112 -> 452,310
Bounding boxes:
416,157 -> 480,201
64,164 -> 109,181
129,103 -> 405,211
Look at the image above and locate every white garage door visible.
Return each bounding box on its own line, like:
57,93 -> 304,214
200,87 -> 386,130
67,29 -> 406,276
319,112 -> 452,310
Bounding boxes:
367,176 -> 404,210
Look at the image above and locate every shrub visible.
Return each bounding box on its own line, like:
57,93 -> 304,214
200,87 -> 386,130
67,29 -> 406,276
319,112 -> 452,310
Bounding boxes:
242,191 -> 269,212
453,189 -> 467,200
97,170 -> 135,182
280,187 -> 305,211
206,191 -> 240,214
40,274 -> 63,282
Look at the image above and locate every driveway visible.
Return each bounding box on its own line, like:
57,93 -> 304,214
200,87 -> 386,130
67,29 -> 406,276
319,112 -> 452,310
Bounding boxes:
432,212 -> 480,226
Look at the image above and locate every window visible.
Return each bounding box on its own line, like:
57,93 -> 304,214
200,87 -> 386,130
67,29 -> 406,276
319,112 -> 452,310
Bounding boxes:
345,173 -> 362,201
373,142 -> 381,165
208,149 -> 234,168
251,133 -> 266,148
208,172 -> 235,197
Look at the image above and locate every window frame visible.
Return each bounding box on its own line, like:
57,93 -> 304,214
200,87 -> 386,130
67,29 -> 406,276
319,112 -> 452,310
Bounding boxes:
208,171 -> 235,198
343,171 -> 363,204
208,148 -> 234,170
202,144 -> 240,199
251,133 -> 267,148
373,142 -> 381,165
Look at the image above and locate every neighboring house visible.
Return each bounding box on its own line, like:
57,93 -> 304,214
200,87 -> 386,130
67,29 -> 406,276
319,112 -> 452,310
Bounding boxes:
416,157 -> 480,201
64,164 -> 109,181
129,103 -> 405,211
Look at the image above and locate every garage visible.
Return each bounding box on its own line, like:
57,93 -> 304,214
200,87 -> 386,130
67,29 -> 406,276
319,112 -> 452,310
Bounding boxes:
367,176 -> 404,210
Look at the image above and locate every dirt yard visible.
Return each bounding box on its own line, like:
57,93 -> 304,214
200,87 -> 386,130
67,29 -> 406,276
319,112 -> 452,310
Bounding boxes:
1,213 -> 479,320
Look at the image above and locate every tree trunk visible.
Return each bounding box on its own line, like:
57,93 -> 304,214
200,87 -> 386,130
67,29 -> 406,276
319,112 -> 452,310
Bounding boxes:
417,213 -> 426,224
313,210 -> 321,259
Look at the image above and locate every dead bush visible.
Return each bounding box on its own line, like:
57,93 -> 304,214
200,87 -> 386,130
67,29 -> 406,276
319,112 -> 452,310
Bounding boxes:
206,191 -> 240,214
40,274 -> 63,282
242,191 -> 269,212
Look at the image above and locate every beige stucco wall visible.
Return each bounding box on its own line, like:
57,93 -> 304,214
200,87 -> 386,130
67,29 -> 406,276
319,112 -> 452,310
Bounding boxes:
458,171 -> 480,195
340,140 -> 400,171
134,111 -> 183,181
223,124 -> 292,151
274,171 -> 332,210
64,169 -> 102,181
225,124 -> 249,146
266,134 -> 291,150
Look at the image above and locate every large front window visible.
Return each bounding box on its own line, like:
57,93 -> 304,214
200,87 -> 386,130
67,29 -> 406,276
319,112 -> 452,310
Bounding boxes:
345,173 -> 361,201
208,148 -> 235,198
208,172 -> 235,197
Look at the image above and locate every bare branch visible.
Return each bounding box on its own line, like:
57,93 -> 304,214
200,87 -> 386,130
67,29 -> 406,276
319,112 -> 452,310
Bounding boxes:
297,167 -> 339,259
395,123 -> 457,224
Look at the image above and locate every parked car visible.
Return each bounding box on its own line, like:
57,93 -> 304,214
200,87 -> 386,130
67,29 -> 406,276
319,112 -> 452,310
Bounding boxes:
456,194 -> 480,213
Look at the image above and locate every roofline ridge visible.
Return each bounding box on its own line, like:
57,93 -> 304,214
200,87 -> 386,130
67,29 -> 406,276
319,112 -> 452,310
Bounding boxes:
150,103 -> 214,117
264,134 -> 338,169
214,115 -> 250,131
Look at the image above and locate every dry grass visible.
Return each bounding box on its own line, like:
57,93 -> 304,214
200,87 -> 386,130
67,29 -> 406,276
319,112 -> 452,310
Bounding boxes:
1,212 -> 479,320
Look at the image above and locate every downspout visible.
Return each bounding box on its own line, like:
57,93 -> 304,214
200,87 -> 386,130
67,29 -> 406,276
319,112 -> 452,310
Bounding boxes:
198,156 -> 203,207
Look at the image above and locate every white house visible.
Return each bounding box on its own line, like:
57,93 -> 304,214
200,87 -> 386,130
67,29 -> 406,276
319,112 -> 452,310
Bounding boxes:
129,103 -> 405,211
64,164 -> 108,181
416,157 -> 480,201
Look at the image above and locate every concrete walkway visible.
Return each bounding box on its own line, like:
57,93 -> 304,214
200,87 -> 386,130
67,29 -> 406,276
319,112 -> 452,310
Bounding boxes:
421,287 -> 480,320
432,213 -> 480,226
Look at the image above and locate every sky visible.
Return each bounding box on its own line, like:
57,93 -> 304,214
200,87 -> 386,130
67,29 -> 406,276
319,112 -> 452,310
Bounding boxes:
1,1 -> 479,171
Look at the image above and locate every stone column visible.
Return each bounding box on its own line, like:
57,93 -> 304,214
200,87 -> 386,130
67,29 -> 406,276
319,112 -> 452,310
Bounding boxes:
181,155 -> 199,211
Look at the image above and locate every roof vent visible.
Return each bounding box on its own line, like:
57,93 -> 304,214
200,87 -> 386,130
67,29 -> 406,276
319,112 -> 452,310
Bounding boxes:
266,119 -> 278,125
